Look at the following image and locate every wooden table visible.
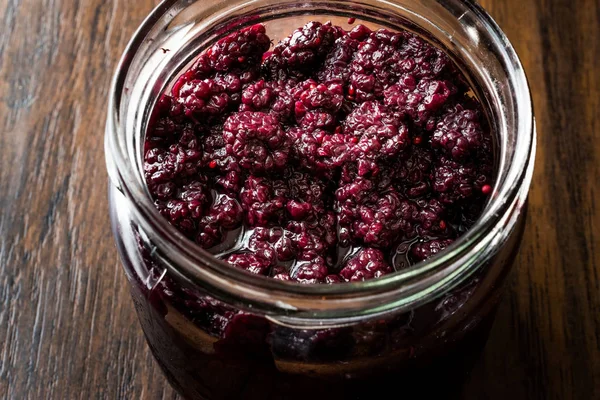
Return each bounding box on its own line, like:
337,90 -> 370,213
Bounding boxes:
1,0 -> 598,398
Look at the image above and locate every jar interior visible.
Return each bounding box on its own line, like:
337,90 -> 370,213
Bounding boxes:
108,0 -> 533,320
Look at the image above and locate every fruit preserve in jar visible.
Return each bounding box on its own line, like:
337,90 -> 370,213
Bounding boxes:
105,1 -> 535,399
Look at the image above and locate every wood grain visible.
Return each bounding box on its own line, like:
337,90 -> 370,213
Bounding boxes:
0,0 -> 598,399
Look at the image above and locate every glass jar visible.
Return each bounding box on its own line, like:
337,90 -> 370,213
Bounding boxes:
105,0 -> 535,399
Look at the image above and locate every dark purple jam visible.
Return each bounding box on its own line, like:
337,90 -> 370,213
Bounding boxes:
144,22 -> 494,285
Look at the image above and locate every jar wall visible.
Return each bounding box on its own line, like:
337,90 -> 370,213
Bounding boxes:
106,1 -> 534,398
110,185 -> 527,400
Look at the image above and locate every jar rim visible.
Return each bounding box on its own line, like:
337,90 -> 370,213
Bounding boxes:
105,0 -> 535,320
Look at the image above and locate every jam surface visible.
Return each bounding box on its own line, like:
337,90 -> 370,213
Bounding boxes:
144,21 -> 494,284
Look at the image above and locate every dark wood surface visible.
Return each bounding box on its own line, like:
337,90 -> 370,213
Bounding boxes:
0,0 -> 598,398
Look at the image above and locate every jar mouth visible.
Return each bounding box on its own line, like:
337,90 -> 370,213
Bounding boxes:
105,0 -> 535,320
